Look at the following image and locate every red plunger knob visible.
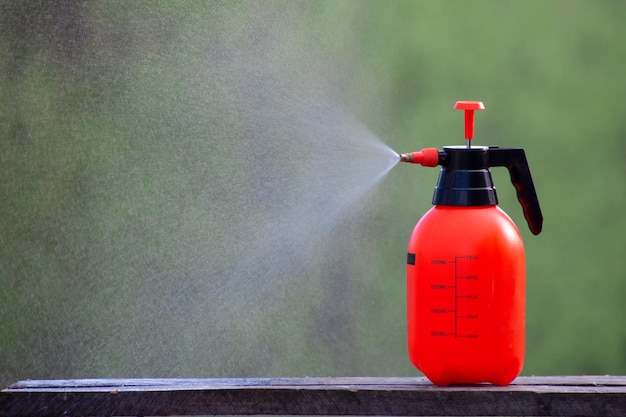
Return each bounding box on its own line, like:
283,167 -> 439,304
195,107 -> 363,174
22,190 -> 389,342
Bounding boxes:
454,101 -> 485,140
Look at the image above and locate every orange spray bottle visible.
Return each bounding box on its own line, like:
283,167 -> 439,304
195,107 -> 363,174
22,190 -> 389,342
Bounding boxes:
401,101 -> 543,386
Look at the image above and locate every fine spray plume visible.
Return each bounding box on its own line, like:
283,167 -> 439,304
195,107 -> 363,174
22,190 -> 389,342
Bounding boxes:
402,101 -> 543,386
0,3 -> 401,385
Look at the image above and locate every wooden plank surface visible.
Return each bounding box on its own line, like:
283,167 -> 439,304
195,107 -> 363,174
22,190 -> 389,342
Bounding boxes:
1,376 -> 625,417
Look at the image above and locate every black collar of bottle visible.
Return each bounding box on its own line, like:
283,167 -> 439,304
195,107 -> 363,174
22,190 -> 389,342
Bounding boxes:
432,146 -> 498,206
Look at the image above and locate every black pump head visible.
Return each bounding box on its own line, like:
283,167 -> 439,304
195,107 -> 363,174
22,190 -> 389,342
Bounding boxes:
402,145 -> 543,235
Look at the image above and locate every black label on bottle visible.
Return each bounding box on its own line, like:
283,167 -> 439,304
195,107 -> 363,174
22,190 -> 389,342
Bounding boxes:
407,252 -> 416,265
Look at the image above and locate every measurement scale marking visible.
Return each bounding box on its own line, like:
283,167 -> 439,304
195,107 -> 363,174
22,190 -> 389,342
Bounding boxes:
429,256 -> 479,338
454,257 -> 462,337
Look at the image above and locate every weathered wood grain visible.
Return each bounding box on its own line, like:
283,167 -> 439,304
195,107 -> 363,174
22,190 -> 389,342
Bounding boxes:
1,376 -> 625,417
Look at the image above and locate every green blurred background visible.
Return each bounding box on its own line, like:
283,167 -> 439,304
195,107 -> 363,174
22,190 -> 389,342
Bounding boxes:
1,1 -> 625,386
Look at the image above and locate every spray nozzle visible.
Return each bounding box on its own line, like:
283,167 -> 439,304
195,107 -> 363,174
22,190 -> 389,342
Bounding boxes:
400,148 -> 441,166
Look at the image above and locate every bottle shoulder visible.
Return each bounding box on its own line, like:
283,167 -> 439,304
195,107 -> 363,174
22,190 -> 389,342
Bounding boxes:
409,205 -> 524,255
415,205 -> 520,236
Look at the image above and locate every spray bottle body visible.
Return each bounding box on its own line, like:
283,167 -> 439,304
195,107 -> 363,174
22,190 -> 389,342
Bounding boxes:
401,102 -> 543,386
407,205 -> 525,386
